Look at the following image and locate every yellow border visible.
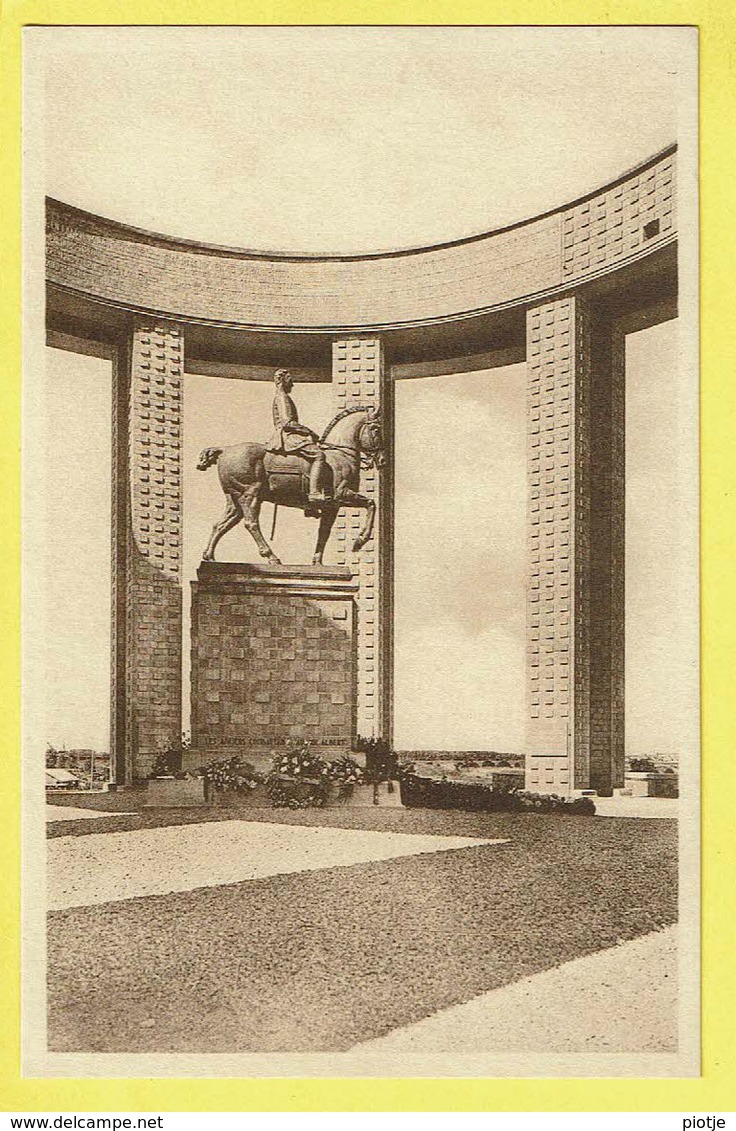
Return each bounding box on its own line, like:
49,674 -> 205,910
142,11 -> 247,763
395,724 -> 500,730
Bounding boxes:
2,2 -> 734,1112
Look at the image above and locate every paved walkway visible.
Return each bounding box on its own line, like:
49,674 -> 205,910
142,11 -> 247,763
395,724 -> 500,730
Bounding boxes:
593,796 -> 678,819
352,925 -> 677,1054
46,805 -> 118,822
48,819 -> 506,910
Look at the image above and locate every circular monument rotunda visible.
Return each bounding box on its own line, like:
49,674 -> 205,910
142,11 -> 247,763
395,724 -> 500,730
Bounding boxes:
45,144 -> 678,796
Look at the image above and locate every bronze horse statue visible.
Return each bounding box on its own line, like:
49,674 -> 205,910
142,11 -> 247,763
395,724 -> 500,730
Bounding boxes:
197,405 -> 385,566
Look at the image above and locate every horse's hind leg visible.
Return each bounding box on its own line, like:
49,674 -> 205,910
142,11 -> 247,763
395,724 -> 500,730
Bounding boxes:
202,494 -> 242,562
239,488 -> 281,565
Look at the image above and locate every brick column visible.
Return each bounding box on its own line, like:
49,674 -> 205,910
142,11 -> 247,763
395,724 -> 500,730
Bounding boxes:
331,337 -> 394,743
111,320 -> 183,783
589,322 -> 626,794
525,298 -> 624,796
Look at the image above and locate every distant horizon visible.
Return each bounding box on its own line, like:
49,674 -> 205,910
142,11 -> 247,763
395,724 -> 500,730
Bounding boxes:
44,742 -> 683,761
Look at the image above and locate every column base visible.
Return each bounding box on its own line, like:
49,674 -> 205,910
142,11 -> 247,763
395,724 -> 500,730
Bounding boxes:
524,752 -> 572,795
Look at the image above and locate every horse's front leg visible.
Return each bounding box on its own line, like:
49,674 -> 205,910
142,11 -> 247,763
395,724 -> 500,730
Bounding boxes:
312,507 -> 338,565
340,490 -> 376,551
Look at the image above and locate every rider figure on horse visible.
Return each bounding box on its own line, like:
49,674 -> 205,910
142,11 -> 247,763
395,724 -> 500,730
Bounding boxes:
266,369 -> 332,505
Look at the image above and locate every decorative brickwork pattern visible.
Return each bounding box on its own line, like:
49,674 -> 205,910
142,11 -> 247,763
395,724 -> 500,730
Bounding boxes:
47,149 -> 676,331
332,338 -> 394,742
110,346 -> 129,784
526,755 -> 572,795
111,321 -> 183,783
526,299 -> 583,793
128,325 -> 183,580
190,564 -> 357,765
562,153 -> 675,279
526,299 -> 624,796
588,325 -> 626,794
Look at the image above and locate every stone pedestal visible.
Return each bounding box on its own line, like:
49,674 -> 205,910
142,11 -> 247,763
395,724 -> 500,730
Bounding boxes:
190,563 -> 358,771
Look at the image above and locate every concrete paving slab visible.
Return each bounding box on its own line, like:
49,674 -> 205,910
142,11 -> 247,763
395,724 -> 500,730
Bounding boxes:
46,805 -> 122,822
48,820 -> 507,910
594,796 -> 678,819
351,925 -> 677,1054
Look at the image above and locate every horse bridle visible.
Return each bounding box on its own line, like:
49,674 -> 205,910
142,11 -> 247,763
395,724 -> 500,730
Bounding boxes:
321,410 -> 384,463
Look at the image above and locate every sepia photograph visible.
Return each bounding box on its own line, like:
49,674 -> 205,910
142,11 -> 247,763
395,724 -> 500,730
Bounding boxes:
21,24 -> 699,1078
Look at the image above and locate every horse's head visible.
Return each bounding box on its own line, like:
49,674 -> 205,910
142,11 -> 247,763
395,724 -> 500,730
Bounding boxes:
358,408 -> 386,468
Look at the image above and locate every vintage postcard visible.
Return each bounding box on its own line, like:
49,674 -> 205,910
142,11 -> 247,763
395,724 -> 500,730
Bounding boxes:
20,24 -> 699,1080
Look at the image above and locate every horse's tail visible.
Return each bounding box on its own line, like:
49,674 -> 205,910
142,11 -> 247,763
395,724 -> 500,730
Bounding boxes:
197,447 -> 223,471
270,503 -> 278,541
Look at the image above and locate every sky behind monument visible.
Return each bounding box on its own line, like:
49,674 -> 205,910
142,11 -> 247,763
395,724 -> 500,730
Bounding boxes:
41,26 -> 685,253
38,26 -> 695,754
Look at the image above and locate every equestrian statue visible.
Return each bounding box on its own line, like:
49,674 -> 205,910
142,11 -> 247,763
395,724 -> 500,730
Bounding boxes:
197,369 -> 385,566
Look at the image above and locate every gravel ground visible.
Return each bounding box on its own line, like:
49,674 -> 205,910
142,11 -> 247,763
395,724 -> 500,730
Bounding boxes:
47,808 -> 676,1054
46,790 -> 143,813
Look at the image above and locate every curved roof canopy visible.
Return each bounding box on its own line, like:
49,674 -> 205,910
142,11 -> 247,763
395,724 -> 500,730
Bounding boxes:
46,146 -> 678,376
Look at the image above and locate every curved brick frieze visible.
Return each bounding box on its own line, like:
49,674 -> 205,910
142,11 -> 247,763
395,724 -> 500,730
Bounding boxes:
47,147 -> 676,334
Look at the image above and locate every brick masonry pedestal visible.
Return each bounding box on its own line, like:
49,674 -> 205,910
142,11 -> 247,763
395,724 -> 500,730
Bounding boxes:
190,563 -> 358,771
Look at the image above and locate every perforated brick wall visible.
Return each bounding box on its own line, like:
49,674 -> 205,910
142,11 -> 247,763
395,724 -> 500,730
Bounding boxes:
332,338 -> 394,742
526,299 -> 582,793
526,755 -> 572,795
127,324 -> 183,581
190,564 -> 357,765
525,298 -> 624,796
562,153 -> 675,279
588,323 -> 626,794
111,320 -> 183,783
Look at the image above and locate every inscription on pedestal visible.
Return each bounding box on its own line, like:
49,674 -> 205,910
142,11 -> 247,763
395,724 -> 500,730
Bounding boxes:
190,563 -> 358,769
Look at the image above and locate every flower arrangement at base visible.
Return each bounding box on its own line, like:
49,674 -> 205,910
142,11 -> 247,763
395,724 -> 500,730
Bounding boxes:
513,790 -> 596,815
266,780 -> 324,809
202,756 -> 263,794
353,735 -> 399,783
267,741 -> 329,808
149,734 -> 191,779
327,755 -> 364,785
325,755 -> 365,799
269,741 -> 330,784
